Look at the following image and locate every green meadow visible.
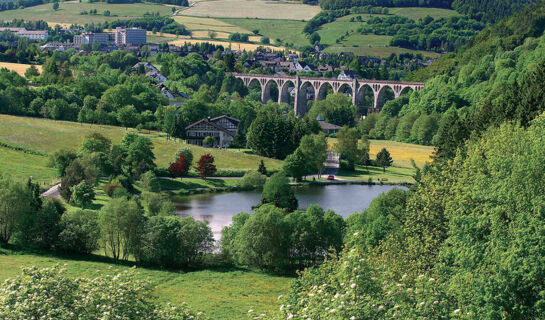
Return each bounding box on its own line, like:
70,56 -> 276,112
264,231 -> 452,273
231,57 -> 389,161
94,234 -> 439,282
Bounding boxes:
0,247 -> 291,319
0,115 -> 283,184
0,1 -> 174,25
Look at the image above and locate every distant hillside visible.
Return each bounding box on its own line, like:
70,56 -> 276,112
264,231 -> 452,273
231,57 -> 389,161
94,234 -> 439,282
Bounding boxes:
452,0 -> 538,22
318,0 -> 536,23
397,0 -> 545,157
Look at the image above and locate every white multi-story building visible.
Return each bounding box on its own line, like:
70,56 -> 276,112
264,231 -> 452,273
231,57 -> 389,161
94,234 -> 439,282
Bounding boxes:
115,28 -> 146,46
0,27 -> 48,41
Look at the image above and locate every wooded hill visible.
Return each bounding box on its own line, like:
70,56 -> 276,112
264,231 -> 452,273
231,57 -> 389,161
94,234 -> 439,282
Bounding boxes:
318,0 -> 537,23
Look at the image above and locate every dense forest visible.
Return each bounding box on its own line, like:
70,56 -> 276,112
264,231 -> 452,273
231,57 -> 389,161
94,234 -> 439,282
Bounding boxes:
317,0 -> 536,23
245,1 -> 545,318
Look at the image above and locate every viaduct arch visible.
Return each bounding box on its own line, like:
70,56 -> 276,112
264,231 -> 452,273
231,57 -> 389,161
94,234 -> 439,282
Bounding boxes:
233,73 -> 425,116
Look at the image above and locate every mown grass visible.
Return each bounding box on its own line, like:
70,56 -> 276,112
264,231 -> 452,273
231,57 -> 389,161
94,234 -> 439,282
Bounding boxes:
0,115 -> 283,174
160,177 -> 240,192
0,62 -> 42,76
336,164 -> 416,183
178,0 -> 320,20
0,1 -> 174,25
0,247 -> 291,319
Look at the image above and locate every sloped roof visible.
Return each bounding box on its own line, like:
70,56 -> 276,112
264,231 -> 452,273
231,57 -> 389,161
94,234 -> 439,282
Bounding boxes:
185,116 -> 239,137
318,120 -> 341,130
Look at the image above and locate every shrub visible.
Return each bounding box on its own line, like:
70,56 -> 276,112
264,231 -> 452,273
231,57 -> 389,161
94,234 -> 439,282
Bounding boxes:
111,187 -> 131,199
139,170 -> 161,192
139,216 -> 214,268
0,266 -> 204,319
237,170 -> 267,189
57,209 -> 100,254
103,182 -> 123,197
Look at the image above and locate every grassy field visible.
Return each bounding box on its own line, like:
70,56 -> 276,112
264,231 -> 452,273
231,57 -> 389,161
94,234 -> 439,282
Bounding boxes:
329,138 -> 434,168
0,146 -> 56,184
221,18 -> 308,47
168,38 -> 282,51
0,115 -> 283,178
0,62 -> 42,76
0,248 -> 291,319
368,139 -> 434,168
336,164 -> 415,183
389,7 -> 460,20
174,16 -> 251,34
0,1 -> 174,25
178,0 -> 320,20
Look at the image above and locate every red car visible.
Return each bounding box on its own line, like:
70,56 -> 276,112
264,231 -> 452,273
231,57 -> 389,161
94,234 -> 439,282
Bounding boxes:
327,175 -> 335,181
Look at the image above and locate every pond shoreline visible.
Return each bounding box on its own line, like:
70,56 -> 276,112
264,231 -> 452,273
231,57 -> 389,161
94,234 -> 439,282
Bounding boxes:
166,179 -> 412,199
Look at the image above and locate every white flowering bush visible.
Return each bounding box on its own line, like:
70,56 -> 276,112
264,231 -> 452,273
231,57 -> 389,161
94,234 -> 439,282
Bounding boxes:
251,246 -> 463,320
0,265 -> 205,320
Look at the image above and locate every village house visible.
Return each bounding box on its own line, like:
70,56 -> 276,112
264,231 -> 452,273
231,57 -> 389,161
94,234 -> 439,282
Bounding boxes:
185,115 -> 240,148
316,116 -> 341,135
292,61 -> 316,72
337,70 -> 356,80
146,70 -> 168,83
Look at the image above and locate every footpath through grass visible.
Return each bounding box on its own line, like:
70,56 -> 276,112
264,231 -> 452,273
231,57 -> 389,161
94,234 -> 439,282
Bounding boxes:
0,247 -> 291,319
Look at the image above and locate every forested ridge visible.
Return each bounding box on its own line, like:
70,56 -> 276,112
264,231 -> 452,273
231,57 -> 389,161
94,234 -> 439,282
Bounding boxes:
258,1 -> 545,318
318,0 -> 536,23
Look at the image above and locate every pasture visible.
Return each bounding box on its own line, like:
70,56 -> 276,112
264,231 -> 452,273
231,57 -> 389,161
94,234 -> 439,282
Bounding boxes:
220,18 -> 308,48
0,248 -> 291,319
0,62 -> 42,76
0,145 -> 55,184
0,115 -> 283,178
178,0 -> 320,20
0,1 -> 174,25
329,138 -> 434,168
389,7 -> 460,20
174,16 -> 251,34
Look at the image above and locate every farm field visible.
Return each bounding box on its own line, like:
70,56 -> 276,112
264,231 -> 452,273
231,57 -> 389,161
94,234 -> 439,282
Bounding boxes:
221,18 -> 308,48
313,8 -> 459,57
0,115 -> 283,177
389,7 -> 460,20
0,1 -> 174,25
327,139 -> 433,183
0,248 -> 291,319
0,62 -> 42,76
178,0 -> 320,20
329,138 -> 434,168
168,38 -> 283,51
174,16 -> 251,34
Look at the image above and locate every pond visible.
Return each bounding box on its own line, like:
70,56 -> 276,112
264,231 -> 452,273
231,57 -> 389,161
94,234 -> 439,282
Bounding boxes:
175,184 -> 407,240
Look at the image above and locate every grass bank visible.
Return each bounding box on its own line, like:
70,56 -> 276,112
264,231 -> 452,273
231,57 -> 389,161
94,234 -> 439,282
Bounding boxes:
0,247 -> 291,319
0,115 -> 283,182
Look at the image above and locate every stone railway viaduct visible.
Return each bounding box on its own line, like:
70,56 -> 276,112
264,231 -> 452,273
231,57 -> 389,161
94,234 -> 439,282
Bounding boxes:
232,73 -> 425,115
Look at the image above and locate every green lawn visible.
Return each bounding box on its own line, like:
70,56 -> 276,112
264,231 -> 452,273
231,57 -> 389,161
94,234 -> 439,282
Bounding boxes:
0,1 -> 174,25
336,164 -> 416,184
160,177 -> 240,193
220,18 -> 309,48
0,146 -> 56,184
0,115 -> 283,180
0,248 -> 291,319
